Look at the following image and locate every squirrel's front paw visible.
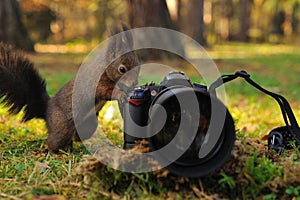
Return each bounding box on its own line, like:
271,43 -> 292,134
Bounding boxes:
119,92 -> 128,104
112,90 -> 127,103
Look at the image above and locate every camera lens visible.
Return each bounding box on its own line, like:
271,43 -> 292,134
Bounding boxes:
148,88 -> 235,177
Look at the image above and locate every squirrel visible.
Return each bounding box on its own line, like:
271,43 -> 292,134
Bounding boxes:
0,24 -> 139,153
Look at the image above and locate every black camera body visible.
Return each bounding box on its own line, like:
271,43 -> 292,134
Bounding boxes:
123,72 -> 207,149
120,72 -> 236,177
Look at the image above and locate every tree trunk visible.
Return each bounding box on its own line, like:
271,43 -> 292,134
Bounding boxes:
186,0 -> 206,45
95,0 -> 109,39
127,0 -> 175,29
0,0 -> 34,51
238,0 -> 250,42
126,0 -> 184,60
219,0 -> 231,40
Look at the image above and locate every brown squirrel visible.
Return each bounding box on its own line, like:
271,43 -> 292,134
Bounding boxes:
0,25 -> 139,152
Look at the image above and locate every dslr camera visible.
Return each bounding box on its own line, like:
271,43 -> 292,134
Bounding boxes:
119,70 -> 300,177
119,72 -> 235,177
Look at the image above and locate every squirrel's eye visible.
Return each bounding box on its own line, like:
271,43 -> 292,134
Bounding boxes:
118,65 -> 127,74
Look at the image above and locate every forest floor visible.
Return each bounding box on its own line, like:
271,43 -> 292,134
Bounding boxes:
1,42 -> 300,199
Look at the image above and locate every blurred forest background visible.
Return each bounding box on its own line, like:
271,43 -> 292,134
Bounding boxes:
1,1 -> 300,199
1,0 -> 300,51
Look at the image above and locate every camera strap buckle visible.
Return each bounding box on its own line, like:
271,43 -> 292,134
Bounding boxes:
209,70 -> 300,153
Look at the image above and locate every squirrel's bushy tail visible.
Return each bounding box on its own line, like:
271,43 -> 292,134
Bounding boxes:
0,43 -> 49,121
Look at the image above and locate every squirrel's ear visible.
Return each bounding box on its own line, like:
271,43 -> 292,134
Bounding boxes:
106,28 -> 117,58
121,23 -> 133,48
108,23 -> 133,57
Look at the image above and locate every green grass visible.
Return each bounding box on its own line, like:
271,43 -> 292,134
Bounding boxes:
210,43 -> 300,100
43,73 -> 75,96
1,43 -> 300,199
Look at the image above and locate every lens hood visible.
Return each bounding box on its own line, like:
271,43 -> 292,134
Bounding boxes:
147,87 -> 235,177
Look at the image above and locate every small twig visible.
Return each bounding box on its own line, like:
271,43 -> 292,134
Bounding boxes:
0,192 -> 20,200
0,178 -> 16,181
191,184 -> 217,200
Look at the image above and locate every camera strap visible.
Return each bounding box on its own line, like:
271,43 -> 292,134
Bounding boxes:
209,70 -> 300,152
